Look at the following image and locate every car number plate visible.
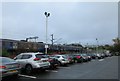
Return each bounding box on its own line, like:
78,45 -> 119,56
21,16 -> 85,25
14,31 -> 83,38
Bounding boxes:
43,60 -> 47,62
9,70 -> 17,72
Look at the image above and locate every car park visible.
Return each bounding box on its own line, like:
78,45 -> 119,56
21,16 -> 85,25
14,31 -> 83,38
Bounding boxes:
0,52 -> 113,80
14,52 -> 50,74
0,57 -> 20,78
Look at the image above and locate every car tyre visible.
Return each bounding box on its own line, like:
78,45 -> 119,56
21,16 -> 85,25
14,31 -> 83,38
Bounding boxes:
58,61 -> 62,66
25,65 -> 33,74
75,60 -> 78,63
13,74 -> 19,79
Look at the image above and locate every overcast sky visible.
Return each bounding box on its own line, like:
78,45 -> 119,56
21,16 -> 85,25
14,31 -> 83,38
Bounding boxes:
2,2 -> 118,45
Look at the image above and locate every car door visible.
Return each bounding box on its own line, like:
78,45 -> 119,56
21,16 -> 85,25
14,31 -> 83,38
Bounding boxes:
14,54 -> 32,68
14,54 -> 25,68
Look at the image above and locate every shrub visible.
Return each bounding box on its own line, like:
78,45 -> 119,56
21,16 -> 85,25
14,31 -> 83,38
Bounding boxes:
2,49 -> 10,57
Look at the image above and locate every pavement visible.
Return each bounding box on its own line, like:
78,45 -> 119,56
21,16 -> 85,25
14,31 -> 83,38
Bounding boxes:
2,56 -> 119,80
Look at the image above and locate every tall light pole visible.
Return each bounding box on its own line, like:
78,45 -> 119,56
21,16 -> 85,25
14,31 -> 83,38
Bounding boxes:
44,12 -> 50,54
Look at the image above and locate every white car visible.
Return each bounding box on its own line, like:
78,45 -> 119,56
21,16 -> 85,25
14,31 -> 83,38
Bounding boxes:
14,52 -> 50,74
54,55 -> 69,65
96,53 -> 102,59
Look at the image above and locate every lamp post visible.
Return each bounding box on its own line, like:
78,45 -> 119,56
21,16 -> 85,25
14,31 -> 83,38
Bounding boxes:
44,12 -> 50,54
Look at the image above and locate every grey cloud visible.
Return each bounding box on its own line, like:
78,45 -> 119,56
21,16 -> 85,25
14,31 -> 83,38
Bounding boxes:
2,2 -> 118,45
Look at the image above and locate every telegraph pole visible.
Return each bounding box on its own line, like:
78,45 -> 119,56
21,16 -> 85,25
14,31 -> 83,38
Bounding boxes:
51,34 -> 55,53
51,34 -> 55,46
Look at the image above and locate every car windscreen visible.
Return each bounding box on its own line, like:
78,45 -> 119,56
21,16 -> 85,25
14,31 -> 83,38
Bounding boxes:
36,54 -> 48,58
54,56 -> 60,58
62,56 -> 67,59
82,54 -> 87,56
1,57 -> 15,63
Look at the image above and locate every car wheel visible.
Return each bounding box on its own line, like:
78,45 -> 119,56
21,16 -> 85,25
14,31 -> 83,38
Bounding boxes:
25,65 -> 33,74
50,65 -> 55,69
64,63 -> 68,66
13,74 -> 19,79
58,61 -> 62,66
75,60 -> 78,63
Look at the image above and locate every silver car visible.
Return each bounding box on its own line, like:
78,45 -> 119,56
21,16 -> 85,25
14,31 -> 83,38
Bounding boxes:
96,53 -> 102,59
0,57 -> 20,78
54,55 -> 69,65
14,52 -> 50,74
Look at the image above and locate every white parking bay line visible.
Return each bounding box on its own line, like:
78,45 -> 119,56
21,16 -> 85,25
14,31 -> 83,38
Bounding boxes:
45,70 -> 58,72
51,70 -> 58,72
58,67 -> 71,69
18,74 -> 37,79
91,60 -> 95,61
99,59 -> 104,61
45,70 -> 50,72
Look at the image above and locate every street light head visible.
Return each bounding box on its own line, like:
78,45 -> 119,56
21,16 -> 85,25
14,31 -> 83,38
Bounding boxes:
48,13 -> 50,17
45,12 -> 47,16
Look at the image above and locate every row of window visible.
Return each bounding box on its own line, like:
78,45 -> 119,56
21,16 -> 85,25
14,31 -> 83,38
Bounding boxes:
15,54 -> 47,60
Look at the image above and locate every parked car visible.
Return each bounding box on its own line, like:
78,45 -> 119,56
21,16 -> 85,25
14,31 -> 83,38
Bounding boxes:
96,53 -> 102,59
0,57 -> 20,78
47,55 -> 60,69
86,54 -> 92,61
87,54 -> 96,59
101,53 -> 105,58
14,52 -> 50,74
80,54 -> 89,62
73,54 -> 83,63
54,55 -> 69,66
108,53 -> 112,57
63,54 -> 75,64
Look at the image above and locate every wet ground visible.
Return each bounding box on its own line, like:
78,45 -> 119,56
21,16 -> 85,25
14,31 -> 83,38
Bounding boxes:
2,56 -> 118,81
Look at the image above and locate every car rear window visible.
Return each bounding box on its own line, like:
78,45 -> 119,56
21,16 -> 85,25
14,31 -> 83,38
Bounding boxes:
36,54 -> 48,58
55,56 -> 60,58
62,56 -> 67,59
82,54 -> 87,56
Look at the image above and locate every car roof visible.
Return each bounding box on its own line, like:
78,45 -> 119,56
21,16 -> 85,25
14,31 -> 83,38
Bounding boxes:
54,55 -> 65,56
0,56 -> 10,59
20,52 -> 44,55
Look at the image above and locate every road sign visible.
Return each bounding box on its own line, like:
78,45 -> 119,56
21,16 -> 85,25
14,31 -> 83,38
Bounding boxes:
45,45 -> 48,48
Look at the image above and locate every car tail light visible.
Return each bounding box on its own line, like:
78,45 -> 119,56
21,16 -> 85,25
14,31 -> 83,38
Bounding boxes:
0,66 -> 6,69
68,58 -> 71,60
48,59 -> 53,62
62,59 -> 65,61
34,58 -> 40,61
88,56 -> 91,58
76,56 -> 81,59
